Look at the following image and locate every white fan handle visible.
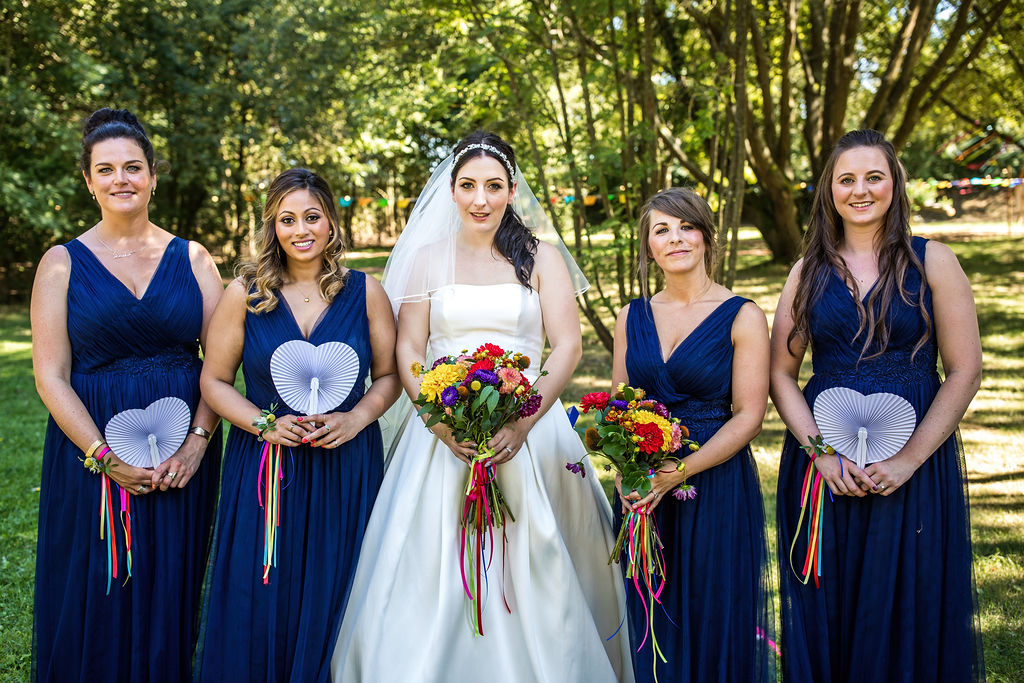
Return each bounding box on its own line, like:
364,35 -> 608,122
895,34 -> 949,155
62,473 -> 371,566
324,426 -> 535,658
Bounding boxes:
148,433 -> 160,469
855,427 -> 868,470
309,377 -> 320,416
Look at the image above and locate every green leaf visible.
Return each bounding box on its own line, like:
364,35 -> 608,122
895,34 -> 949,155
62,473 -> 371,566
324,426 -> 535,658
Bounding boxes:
424,411 -> 445,428
485,386 -> 500,413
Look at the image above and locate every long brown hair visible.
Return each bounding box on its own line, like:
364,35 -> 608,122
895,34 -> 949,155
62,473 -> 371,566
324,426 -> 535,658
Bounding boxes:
237,168 -> 347,313
636,187 -> 718,298
788,129 -> 931,359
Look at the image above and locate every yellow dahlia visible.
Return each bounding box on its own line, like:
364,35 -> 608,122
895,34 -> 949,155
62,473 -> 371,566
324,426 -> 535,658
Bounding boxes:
419,364 -> 467,403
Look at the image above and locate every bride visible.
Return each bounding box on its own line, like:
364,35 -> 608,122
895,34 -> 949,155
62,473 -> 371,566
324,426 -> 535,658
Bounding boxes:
332,131 -> 632,682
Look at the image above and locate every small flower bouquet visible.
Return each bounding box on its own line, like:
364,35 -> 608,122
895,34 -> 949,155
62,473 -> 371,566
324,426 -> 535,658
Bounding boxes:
566,384 -> 699,663
412,343 -> 544,635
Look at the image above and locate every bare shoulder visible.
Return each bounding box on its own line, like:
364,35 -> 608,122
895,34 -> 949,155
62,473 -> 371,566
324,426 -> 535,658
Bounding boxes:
36,244 -> 71,276
922,239 -> 963,276
533,241 -> 566,272
363,271 -> 391,306
616,301 -> 632,325
222,276 -> 249,302
186,238 -> 216,265
735,302 -> 769,346
787,257 -> 805,283
736,298 -> 768,325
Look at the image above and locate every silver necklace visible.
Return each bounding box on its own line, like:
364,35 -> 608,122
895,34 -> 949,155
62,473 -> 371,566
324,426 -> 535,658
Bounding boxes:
95,232 -> 137,259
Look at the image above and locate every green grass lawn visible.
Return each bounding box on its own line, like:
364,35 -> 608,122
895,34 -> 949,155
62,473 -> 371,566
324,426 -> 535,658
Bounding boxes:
3,223 -> 1022,680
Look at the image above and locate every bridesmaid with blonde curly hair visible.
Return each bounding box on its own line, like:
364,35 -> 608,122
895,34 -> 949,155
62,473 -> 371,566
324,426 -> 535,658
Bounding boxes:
195,168 -> 399,682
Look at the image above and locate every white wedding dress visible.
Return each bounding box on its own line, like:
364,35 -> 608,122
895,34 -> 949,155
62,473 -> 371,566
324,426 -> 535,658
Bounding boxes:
332,283 -> 632,683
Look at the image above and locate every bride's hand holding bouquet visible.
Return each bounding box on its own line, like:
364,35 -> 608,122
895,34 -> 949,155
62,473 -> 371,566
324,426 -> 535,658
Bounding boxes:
411,342 -> 544,635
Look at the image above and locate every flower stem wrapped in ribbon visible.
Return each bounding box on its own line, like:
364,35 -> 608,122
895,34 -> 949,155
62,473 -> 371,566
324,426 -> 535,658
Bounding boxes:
566,385 -> 699,676
413,343 -> 543,635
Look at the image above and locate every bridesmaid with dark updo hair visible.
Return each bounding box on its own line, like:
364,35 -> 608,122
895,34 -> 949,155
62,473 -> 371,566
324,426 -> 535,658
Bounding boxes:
31,107 -> 224,681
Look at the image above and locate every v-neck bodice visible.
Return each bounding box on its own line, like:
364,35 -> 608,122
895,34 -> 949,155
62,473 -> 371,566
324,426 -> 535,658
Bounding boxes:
241,270 -> 371,413
807,235 -> 935,383
625,295 -> 748,440
65,237 -> 202,374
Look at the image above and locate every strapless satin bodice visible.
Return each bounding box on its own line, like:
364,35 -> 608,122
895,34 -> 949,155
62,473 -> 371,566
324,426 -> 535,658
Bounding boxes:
429,283 -> 544,380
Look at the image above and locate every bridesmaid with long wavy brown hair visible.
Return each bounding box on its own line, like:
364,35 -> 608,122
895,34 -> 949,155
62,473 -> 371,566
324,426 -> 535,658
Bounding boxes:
772,129 -> 984,682
195,168 -> 399,682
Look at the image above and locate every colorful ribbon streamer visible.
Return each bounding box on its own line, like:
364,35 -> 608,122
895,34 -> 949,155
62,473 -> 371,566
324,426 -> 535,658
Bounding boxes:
789,460 -> 827,587
119,487 -> 133,583
257,440 -> 284,584
98,472 -> 117,594
620,506 -> 668,681
459,455 -> 514,636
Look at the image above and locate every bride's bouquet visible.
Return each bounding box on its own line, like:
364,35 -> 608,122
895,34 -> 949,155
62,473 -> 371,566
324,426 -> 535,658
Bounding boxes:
566,384 -> 699,665
412,343 -> 544,635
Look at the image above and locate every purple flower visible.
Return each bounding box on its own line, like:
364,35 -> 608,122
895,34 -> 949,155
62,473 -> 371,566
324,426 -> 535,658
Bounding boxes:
431,357 -> 448,370
474,369 -> 500,385
609,399 -> 628,410
440,386 -> 459,407
518,394 -> 542,418
672,485 -> 697,501
565,461 -> 586,478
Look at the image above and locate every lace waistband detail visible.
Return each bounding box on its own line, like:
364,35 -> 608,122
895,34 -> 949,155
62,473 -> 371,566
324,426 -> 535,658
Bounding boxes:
667,397 -> 732,426
813,349 -> 937,386
76,349 -> 200,376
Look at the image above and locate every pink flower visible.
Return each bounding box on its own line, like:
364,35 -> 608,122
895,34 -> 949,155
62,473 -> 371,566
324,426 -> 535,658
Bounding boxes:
497,366 -> 523,394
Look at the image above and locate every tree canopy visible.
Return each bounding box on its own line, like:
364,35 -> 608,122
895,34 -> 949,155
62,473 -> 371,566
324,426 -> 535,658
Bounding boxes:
3,0 -> 1022,334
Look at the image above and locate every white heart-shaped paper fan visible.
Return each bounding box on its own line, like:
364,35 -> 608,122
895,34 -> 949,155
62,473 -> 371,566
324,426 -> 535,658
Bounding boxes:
105,397 -> 192,469
270,340 -> 360,415
813,387 -> 917,470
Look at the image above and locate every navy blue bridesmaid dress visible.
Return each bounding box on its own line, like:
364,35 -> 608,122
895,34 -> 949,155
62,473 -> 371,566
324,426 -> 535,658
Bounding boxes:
623,295 -> 775,683
194,270 -> 383,683
776,236 -> 984,682
33,237 -> 222,682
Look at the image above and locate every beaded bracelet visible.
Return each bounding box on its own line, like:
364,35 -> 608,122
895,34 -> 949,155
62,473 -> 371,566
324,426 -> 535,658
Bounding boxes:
252,403 -> 279,441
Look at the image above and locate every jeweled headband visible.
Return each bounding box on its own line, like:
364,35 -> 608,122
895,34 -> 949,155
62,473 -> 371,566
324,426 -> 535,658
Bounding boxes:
452,143 -> 516,181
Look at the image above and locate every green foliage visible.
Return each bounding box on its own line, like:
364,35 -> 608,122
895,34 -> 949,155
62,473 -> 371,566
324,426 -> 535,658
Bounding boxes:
2,0 -> 1022,309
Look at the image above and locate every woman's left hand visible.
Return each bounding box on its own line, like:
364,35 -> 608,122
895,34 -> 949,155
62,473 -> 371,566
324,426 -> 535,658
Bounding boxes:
865,452 -> 920,496
303,412 -> 364,449
487,422 -> 531,465
626,466 -> 680,513
153,434 -> 209,490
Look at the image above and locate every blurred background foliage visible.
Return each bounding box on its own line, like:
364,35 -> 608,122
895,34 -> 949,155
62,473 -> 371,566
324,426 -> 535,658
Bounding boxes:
2,0 -> 1023,346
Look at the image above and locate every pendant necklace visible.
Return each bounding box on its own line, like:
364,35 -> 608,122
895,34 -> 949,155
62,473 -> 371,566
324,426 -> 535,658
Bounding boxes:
95,231 -> 137,259
292,281 -> 318,303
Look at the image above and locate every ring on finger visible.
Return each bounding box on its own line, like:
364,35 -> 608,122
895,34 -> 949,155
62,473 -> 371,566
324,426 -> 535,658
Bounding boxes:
166,472 -> 177,479
504,446 -> 513,454
325,424 -> 331,433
